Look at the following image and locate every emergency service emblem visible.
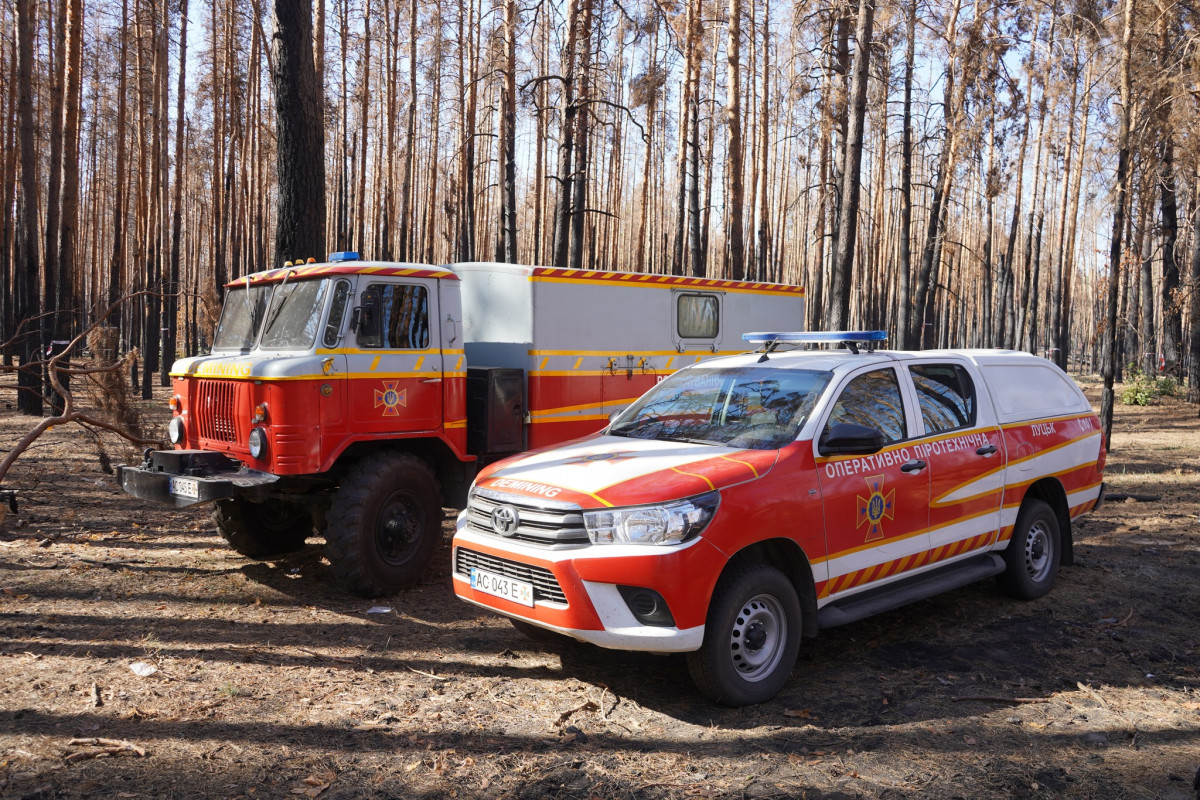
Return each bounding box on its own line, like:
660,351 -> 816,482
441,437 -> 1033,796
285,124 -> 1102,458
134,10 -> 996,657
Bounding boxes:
374,380 -> 407,417
856,474 -> 895,541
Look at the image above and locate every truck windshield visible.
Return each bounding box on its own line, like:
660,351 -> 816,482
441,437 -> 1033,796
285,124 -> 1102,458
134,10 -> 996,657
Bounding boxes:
609,366 -> 832,450
211,278 -> 333,352
212,284 -> 272,350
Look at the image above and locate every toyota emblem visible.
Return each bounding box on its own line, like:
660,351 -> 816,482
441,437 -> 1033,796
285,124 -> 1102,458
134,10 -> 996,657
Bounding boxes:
491,504 -> 520,536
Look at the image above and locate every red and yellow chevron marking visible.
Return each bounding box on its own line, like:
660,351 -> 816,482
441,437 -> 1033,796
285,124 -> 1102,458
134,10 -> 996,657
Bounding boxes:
818,531 -> 998,599
529,267 -> 805,295
229,263 -> 458,287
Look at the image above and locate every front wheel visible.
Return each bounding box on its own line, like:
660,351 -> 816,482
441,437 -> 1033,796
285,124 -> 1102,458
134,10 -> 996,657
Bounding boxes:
324,452 -> 443,597
686,563 -> 801,706
212,498 -> 313,558
998,498 -> 1060,600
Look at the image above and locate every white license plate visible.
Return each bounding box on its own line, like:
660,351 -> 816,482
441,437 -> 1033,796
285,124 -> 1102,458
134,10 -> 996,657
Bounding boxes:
470,567 -> 534,607
169,476 -> 200,499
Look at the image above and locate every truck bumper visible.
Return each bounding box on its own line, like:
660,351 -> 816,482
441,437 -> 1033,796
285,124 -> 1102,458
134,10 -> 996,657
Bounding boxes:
117,449 -> 280,508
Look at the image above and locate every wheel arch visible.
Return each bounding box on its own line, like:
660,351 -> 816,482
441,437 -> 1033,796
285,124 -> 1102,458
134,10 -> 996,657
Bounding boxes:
1019,478 -> 1073,566
721,538 -> 819,638
329,437 -> 475,508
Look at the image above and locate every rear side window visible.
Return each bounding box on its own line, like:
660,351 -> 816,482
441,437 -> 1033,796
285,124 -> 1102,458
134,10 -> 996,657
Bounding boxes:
823,368 -> 907,444
910,364 -> 976,433
677,293 -> 719,339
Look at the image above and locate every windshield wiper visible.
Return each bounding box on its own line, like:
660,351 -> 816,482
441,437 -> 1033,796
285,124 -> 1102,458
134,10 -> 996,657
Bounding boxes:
671,436 -> 726,447
261,269 -> 297,337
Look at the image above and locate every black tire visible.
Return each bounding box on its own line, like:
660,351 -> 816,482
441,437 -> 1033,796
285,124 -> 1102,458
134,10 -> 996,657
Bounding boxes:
509,617 -> 559,642
324,452 -> 442,597
212,498 -> 313,558
998,498 -> 1060,600
686,562 -> 802,706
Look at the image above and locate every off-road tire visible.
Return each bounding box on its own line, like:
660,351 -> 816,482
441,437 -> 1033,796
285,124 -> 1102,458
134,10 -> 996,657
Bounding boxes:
998,498 -> 1060,600
212,498 -> 313,558
686,562 -> 801,706
324,452 -> 442,597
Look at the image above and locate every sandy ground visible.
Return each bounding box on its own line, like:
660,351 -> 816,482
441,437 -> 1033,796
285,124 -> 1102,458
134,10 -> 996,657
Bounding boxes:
0,373 -> 1197,799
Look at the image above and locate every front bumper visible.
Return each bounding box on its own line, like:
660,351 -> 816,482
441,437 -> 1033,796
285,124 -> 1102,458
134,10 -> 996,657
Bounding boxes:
451,522 -> 722,653
117,449 -> 280,508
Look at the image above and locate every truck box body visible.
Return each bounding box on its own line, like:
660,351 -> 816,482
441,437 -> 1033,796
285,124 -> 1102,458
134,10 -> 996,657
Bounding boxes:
453,262 -> 807,449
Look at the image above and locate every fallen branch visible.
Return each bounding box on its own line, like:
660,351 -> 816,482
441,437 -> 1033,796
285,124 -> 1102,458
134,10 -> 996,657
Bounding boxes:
555,700 -> 598,727
952,695 -> 1050,704
63,738 -> 147,762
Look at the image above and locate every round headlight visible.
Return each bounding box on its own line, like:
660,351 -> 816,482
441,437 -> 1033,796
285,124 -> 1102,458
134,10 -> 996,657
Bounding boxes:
167,416 -> 186,445
248,427 -> 268,459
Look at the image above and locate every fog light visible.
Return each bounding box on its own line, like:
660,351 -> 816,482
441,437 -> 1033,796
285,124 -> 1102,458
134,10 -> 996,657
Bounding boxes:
616,586 -> 676,627
167,416 -> 186,445
248,427 -> 267,459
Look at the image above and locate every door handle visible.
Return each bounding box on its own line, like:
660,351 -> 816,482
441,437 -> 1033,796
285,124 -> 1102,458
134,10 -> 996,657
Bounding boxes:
976,444 -> 998,456
900,459 -> 927,473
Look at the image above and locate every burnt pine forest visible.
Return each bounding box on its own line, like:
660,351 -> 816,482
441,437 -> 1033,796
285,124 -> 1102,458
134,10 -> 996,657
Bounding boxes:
2,0 -> 1200,438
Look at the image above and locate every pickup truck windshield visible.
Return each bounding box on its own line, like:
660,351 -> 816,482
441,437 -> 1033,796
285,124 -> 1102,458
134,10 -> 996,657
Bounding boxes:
212,279 -> 332,351
609,366 -> 832,450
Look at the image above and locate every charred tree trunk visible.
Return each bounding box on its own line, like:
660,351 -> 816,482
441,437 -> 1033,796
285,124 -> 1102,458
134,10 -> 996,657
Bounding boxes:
271,0 -> 327,267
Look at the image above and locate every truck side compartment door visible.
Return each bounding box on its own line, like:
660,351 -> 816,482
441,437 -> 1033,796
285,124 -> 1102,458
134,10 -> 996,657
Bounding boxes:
814,366 -> 932,601
908,361 -> 1005,561
347,278 -> 443,434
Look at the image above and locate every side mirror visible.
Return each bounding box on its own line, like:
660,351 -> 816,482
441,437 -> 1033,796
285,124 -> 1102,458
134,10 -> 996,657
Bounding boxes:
819,422 -> 887,456
354,286 -> 382,346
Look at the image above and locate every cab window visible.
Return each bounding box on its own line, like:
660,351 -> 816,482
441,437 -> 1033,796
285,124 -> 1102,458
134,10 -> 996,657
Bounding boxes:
910,363 -> 975,433
822,368 -> 906,444
361,283 -> 430,349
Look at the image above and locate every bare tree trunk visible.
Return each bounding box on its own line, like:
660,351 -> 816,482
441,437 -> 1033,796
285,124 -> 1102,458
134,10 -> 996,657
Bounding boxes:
14,0 -> 41,414
163,0 -> 188,380
272,0 -> 327,267
1101,0 -> 1136,447
497,0 -> 518,262
829,0 -> 874,331
725,0 -> 745,280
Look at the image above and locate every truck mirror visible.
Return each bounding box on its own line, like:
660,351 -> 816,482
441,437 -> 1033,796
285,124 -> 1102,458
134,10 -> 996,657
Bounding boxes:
819,423 -> 886,456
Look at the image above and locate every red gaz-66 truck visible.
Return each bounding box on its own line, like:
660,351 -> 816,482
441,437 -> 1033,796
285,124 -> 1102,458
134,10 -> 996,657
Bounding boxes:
118,255 -> 806,596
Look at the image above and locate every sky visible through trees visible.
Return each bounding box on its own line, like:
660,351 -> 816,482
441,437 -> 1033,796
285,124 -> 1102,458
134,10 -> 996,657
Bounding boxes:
2,0 -> 1200,417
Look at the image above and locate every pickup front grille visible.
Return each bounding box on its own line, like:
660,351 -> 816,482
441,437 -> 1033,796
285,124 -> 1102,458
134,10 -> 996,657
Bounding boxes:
465,489 -> 588,547
456,548 -> 567,605
195,380 -> 238,443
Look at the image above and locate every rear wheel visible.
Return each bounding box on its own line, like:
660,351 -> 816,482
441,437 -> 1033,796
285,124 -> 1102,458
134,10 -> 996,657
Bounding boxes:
324,452 -> 443,597
998,498 -> 1060,599
686,563 -> 801,706
212,498 -> 313,558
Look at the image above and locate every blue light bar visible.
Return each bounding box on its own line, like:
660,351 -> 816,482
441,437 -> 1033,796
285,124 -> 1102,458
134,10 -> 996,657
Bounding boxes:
328,251 -> 361,262
742,331 -> 888,344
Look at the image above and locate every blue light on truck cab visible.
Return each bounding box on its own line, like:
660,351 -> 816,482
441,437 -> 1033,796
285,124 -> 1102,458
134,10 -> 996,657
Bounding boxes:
329,251 -> 360,262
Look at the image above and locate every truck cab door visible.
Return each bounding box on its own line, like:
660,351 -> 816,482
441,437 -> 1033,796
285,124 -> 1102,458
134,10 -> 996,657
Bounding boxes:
814,366 -> 931,600
347,278 -> 443,433
907,361 -> 1005,558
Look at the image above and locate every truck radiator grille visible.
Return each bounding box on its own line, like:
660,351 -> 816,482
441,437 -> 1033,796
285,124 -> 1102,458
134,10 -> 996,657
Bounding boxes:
465,489 -> 588,547
455,548 -> 567,605
195,380 -> 238,443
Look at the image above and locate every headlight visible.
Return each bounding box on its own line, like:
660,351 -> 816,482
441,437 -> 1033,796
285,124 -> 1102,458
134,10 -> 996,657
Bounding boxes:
167,416 -> 186,445
584,491 -> 719,545
248,427 -> 268,459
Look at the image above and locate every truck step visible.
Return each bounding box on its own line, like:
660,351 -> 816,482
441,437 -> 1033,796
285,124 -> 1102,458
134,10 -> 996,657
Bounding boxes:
817,553 -> 1005,629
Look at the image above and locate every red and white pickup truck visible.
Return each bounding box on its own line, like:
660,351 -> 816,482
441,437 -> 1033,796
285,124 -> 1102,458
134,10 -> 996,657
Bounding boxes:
451,332 -> 1107,705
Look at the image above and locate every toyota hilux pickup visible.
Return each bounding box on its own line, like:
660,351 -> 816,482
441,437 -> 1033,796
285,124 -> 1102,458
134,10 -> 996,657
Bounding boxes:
451,331 -> 1107,705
